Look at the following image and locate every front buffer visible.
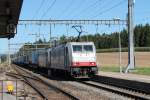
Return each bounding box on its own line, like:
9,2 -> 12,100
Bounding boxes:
71,62 -> 98,78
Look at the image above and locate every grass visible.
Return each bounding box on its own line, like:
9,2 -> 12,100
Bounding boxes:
131,67 -> 150,75
99,66 -> 150,76
99,66 -> 120,72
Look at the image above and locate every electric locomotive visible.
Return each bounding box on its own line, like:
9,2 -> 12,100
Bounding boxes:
48,42 -> 98,78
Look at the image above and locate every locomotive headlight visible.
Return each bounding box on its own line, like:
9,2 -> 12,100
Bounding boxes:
91,62 -> 94,65
90,62 -> 95,65
72,62 -> 79,66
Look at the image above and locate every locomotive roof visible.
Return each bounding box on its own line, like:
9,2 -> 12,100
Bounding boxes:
48,42 -> 95,50
67,42 -> 94,45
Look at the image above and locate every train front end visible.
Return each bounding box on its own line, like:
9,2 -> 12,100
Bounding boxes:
70,42 -> 98,78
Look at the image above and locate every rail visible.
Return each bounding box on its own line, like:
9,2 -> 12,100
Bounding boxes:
12,65 -> 79,100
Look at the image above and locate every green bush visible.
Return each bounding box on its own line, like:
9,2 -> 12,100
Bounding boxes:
96,47 -> 150,53
100,66 -> 150,75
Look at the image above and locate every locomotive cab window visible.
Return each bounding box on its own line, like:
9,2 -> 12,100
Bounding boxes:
73,45 -> 82,52
83,45 -> 93,52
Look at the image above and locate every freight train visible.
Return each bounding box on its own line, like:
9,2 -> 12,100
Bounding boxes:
13,42 -> 98,78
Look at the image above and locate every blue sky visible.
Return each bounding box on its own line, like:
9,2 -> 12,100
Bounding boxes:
0,0 -> 149,54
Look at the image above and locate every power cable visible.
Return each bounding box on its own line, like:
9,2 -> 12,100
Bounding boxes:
57,0 -> 74,19
91,0 -> 126,18
71,0 -> 103,19
61,0 -> 81,19
32,0 -> 46,19
86,0 -> 113,18
40,0 -> 57,19
69,0 -> 88,19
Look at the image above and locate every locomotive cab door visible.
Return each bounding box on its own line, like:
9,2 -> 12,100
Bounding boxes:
49,52 -> 51,67
65,47 -> 69,67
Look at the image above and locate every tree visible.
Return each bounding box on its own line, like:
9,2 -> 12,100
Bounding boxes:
144,24 -> 150,46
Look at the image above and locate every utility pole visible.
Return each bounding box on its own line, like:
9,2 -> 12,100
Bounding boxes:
125,0 -> 135,73
23,46 -> 24,56
0,56 -> 1,64
33,33 -> 37,51
8,39 -> 11,67
119,26 -> 122,73
113,18 -> 122,73
49,23 -> 51,48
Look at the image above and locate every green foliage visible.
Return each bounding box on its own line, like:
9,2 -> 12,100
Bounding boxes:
131,67 -> 150,75
100,66 -> 120,72
96,47 -> 150,53
96,48 -> 128,53
18,38 -> 50,54
135,47 -> 150,52
0,54 -> 7,63
59,35 -> 67,43
59,23 -> 150,50
100,66 -> 150,76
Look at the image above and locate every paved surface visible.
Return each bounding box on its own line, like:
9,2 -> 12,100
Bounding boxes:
0,93 -> 16,100
0,73 -> 17,100
98,71 -> 150,83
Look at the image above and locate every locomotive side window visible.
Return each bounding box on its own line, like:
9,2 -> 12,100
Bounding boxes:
83,45 -> 93,52
73,45 -> 82,52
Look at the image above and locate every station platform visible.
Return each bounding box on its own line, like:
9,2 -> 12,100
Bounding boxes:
0,93 -> 16,100
98,71 -> 150,84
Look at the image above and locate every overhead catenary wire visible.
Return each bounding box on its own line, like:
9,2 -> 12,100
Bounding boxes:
32,0 -> 46,20
71,0 -> 103,19
60,0 -> 83,19
57,0 -> 74,19
91,0 -> 126,18
40,0 -> 57,19
13,1 -> 128,53
85,0 -> 114,19
69,0 -> 88,19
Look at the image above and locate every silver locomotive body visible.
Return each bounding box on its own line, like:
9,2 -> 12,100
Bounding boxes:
49,42 -> 98,78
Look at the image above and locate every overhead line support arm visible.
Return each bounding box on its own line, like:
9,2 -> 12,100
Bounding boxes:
18,19 -> 127,25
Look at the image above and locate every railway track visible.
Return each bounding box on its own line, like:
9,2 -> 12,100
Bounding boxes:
79,81 -> 150,100
13,64 -> 127,100
10,64 -> 150,100
93,75 -> 150,94
77,76 -> 150,100
6,72 -> 48,100
9,65 -> 79,100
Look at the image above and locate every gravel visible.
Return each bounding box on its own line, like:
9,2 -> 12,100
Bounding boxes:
60,81 -> 133,100
11,64 -> 134,100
